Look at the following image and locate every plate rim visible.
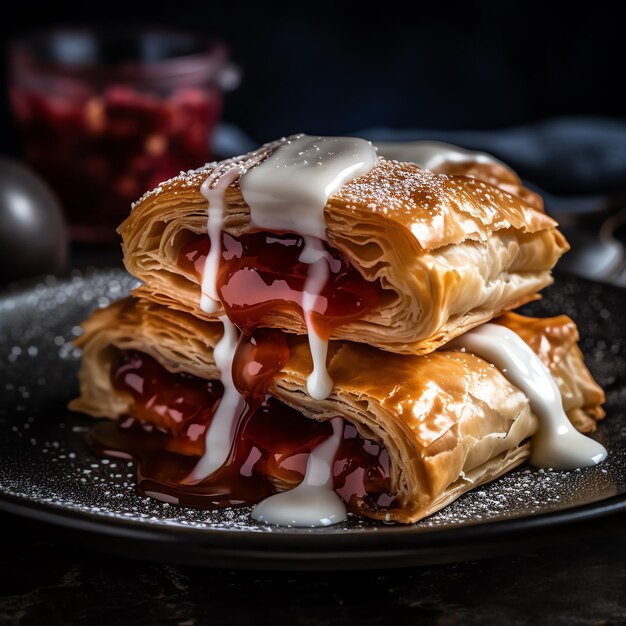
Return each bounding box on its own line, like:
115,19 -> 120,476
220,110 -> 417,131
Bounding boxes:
2,488 -> 625,548
2,491 -> 625,570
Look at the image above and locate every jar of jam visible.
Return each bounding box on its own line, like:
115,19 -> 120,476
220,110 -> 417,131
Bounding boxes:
9,29 -> 238,241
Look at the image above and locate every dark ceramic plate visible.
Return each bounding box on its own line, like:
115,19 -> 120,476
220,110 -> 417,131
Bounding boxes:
0,269 -> 625,570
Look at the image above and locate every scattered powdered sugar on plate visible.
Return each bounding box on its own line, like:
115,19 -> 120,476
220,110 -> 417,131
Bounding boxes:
0,269 -> 624,536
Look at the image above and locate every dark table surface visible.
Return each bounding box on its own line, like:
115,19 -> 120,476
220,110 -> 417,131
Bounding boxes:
0,510 -> 625,625
1,247 -> 625,626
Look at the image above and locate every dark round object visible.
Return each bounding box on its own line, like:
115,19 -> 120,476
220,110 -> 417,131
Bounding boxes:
0,157 -> 68,284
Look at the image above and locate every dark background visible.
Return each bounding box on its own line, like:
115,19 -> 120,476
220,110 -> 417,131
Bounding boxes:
1,1 -> 624,152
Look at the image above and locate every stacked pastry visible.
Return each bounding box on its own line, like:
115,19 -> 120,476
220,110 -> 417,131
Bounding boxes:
71,135 -> 607,526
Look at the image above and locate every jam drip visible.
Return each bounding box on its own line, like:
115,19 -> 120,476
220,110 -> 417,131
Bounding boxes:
232,328 -> 290,402
179,231 -> 380,337
91,349 -> 394,512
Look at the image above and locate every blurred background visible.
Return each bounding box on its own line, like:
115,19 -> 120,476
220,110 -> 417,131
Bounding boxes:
1,1 -> 625,285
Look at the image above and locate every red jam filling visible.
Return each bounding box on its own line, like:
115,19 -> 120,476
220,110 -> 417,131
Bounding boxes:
91,349 -> 394,512
178,231 -> 380,337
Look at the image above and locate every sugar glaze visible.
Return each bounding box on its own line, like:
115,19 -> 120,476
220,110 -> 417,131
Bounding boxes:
199,166 -> 242,314
190,171 -> 246,481
375,140 -> 505,171
450,323 -> 607,470
252,417 -> 347,527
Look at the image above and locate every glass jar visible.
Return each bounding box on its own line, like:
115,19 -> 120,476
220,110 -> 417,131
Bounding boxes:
9,29 -> 238,241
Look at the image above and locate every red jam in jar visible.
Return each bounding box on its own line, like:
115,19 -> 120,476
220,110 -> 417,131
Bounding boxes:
9,30 -> 233,241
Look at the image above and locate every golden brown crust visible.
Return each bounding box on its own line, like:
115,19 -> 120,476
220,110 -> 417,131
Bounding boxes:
70,298 -> 603,523
495,311 -> 579,366
495,312 -> 605,430
433,159 -> 544,212
327,158 -> 555,250
118,147 -> 568,355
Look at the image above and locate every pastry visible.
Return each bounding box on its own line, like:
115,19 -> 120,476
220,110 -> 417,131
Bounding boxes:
375,139 -> 543,209
70,298 -> 605,524
119,135 -> 568,359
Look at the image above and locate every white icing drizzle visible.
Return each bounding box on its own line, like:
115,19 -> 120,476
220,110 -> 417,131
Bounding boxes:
375,140 -> 505,171
189,166 -> 246,482
450,324 -> 608,470
199,166 -> 242,314
239,135 -> 377,401
252,417 -> 347,527
240,134 -> 377,239
188,315 -> 245,481
300,236 -> 333,400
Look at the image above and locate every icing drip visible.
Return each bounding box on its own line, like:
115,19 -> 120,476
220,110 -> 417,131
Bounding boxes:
450,324 -> 607,470
199,166 -> 242,314
187,315 -> 245,481
300,236 -> 333,400
375,140 -> 504,171
190,166 -> 246,482
240,135 -> 377,400
252,417 -> 347,527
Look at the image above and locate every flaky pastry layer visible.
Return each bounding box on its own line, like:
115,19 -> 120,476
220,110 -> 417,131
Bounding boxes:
119,147 -> 568,355
70,298 -> 603,524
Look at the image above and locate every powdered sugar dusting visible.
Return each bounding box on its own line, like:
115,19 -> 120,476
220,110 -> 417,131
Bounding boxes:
129,138 -> 551,254
130,136 -> 295,209
336,158 -> 450,216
